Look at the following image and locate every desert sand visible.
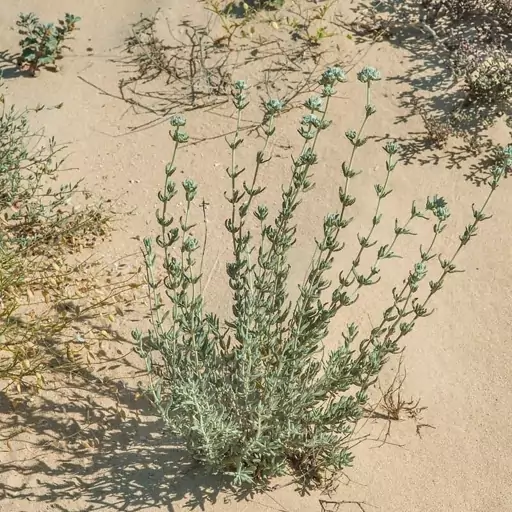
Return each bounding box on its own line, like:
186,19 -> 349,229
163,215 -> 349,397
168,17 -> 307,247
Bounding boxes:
0,1 -> 511,511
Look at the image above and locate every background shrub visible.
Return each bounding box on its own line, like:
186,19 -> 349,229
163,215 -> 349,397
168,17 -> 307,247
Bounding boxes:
0,81 -> 139,392
350,0 -> 512,133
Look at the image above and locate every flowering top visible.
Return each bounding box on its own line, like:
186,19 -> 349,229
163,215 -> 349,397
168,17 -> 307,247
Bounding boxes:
357,66 -> 381,83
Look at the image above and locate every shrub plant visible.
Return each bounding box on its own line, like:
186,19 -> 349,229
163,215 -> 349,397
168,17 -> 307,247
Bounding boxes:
353,0 -> 512,127
16,12 -> 81,75
134,65 -> 509,487
0,81 -> 138,391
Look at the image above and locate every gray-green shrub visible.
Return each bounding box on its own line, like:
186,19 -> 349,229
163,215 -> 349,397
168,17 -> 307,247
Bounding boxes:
134,65 -> 508,487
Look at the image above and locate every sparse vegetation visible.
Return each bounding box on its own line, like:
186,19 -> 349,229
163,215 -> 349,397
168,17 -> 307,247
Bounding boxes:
120,11 -> 233,114
284,0 -> 337,46
115,7 -> 333,130
362,354 -> 432,445
421,113 -> 454,148
0,2 -> 511,510
203,0 -> 337,48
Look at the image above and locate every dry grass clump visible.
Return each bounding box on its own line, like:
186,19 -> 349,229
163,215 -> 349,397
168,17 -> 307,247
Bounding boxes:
0,83 -> 142,393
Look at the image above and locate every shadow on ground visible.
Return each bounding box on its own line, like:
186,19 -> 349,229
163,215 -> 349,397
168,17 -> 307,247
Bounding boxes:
0,365 -> 254,512
0,354 -> 414,512
0,50 -> 30,79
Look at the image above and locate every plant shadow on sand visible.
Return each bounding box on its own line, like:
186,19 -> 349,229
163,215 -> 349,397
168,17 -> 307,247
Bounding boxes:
0,363 -> 260,512
0,357 -> 392,512
0,328 -> 405,512
0,49 -> 32,79
334,5 -> 511,187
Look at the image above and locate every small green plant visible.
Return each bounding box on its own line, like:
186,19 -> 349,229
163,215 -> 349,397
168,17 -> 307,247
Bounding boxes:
493,143 -> 512,173
135,65 -> 509,488
204,0 -> 289,46
230,0 -> 285,11
254,0 -> 285,8
204,1 -> 250,46
16,12 -> 81,75
203,0 -> 283,46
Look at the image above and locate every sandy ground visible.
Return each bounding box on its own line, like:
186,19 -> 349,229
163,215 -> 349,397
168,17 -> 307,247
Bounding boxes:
1,0 -> 511,511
